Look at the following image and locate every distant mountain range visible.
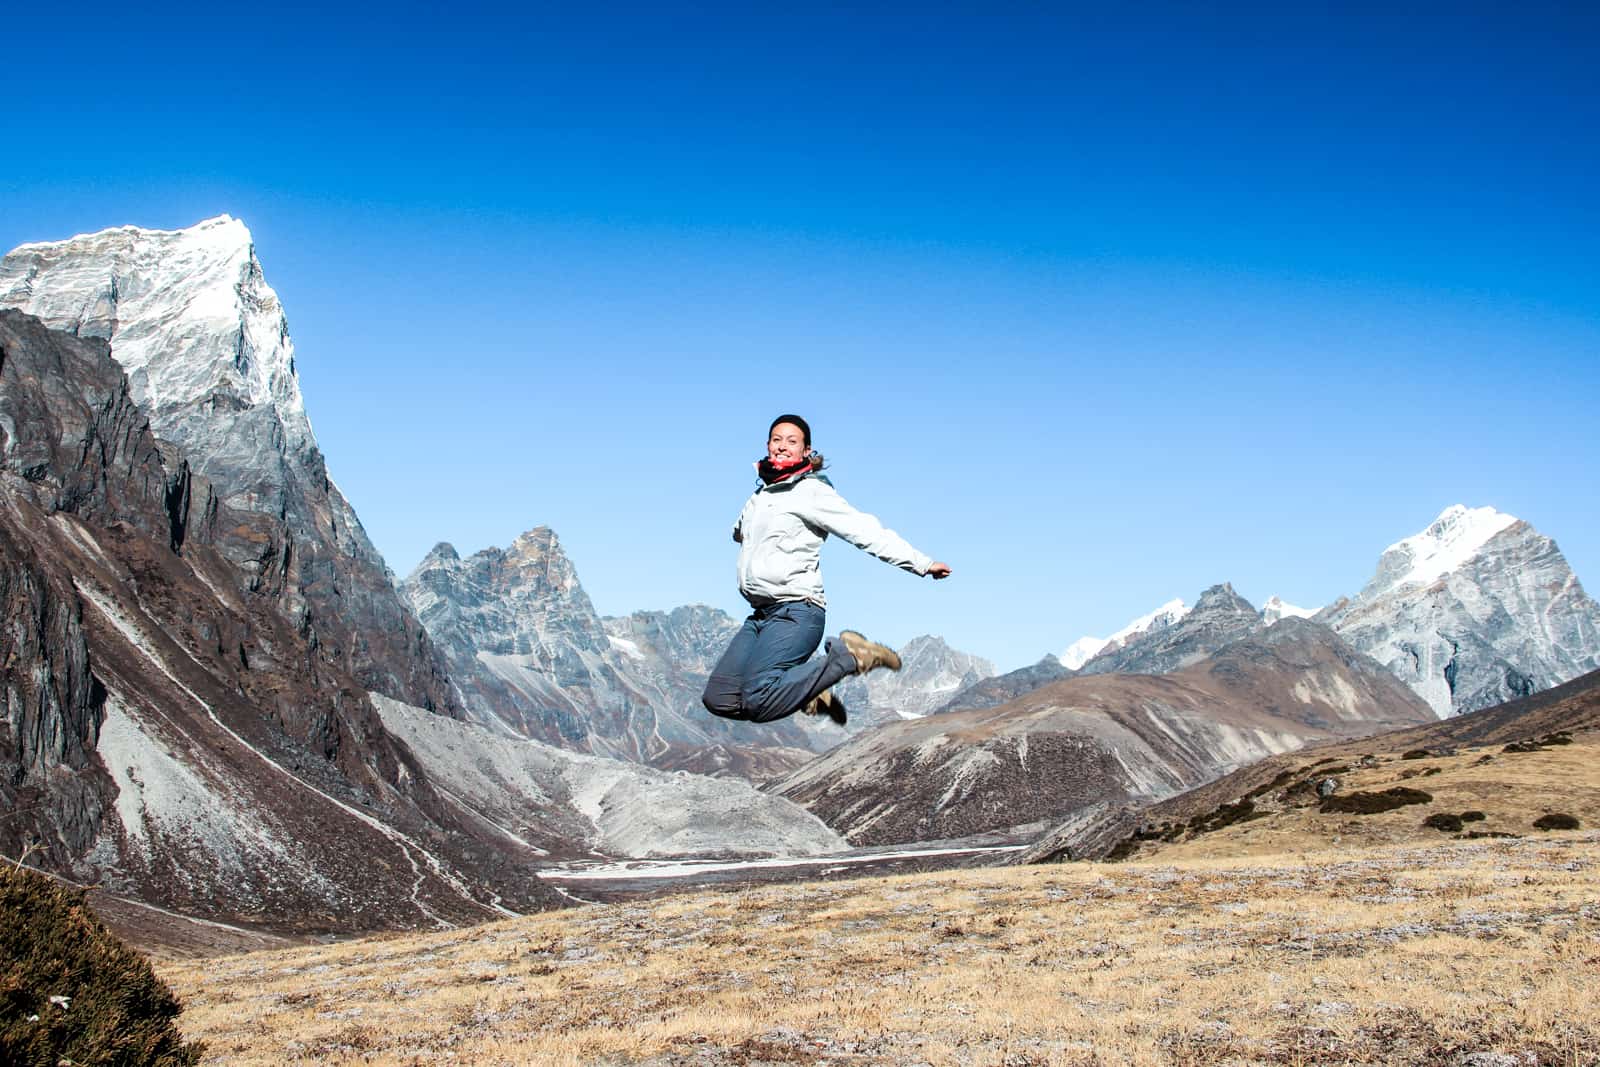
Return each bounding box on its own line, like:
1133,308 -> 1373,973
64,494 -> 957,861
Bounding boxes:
5,215 -> 1598,940
1047,504 -> 1600,720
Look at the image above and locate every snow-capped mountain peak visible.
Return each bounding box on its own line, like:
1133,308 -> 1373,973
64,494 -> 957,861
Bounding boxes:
1260,595 -> 1318,623
1108,597 -> 1190,646
1059,635 -> 1108,671
1325,504 -> 1599,718
0,215 -> 313,463
1365,505 -> 1520,597
1061,597 -> 1191,670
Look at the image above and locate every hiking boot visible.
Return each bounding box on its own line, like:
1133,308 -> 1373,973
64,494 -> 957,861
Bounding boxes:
804,688 -> 847,725
838,630 -> 901,675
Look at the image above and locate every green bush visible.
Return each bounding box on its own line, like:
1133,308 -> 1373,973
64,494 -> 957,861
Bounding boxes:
1,865 -> 202,1066
1532,813 -> 1581,831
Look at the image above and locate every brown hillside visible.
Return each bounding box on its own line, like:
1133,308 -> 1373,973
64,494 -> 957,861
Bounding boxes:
773,618 -> 1432,845
1083,667 -> 1600,864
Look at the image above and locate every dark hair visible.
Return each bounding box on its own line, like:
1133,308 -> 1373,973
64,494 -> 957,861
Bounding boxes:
769,413 -> 811,447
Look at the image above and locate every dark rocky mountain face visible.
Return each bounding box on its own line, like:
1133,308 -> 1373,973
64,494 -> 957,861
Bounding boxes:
1078,582 -> 1263,676
0,217 -> 458,718
0,310 -> 563,931
769,618 -> 1433,846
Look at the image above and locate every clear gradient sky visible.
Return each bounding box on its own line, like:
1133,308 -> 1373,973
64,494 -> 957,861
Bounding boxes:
4,6 -> 1597,670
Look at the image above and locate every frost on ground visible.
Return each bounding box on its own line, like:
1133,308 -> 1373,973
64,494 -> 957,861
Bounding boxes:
164,832 -> 1599,1066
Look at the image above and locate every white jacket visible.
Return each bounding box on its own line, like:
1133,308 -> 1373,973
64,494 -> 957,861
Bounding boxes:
733,471 -> 933,608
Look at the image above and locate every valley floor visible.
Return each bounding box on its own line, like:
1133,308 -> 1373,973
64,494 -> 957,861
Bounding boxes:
162,832 -> 1598,1066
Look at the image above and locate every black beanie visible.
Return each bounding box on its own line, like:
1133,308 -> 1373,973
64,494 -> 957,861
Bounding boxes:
769,414 -> 811,447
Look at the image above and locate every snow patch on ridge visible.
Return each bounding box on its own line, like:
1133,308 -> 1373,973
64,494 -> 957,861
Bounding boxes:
1261,596 -> 1318,623
1060,636 -> 1108,670
1109,598 -> 1191,644
1064,597 -> 1190,667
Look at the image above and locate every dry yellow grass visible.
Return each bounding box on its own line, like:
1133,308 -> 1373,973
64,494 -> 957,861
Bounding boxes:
1139,735 -> 1600,865
162,824 -> 1600,1065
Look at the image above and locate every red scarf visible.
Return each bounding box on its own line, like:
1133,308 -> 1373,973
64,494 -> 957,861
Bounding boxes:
757,456 -> 813,485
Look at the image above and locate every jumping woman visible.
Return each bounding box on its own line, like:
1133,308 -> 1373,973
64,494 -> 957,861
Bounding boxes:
701,414 -> 952,727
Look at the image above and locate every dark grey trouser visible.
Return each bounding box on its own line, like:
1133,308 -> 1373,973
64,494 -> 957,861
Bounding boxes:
701,601 -> 857,724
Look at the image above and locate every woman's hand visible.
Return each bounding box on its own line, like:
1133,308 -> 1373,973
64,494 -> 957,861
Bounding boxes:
926,562 -> 952,579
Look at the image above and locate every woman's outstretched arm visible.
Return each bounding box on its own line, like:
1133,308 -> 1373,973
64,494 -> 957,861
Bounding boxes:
798,481 -> 950,578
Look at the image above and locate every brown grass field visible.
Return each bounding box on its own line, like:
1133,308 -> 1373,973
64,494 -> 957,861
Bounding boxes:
159,738 -> 1600,1066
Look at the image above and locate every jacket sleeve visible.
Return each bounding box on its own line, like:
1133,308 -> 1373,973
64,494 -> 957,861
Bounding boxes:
796,481 -> 933,575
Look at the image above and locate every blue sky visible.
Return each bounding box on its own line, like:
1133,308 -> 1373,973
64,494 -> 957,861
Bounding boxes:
4,6 -> 1598,670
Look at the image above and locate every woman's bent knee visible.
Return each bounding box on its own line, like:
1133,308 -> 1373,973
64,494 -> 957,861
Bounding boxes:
701,680 -> 746,720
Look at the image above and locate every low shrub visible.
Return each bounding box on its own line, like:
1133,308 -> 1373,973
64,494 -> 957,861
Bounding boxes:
1460,811 -> 1486,822
1246,769 -> 1297,800
1422,813 -> 1463,832
1502,740 -> 1543,754
1318,788 -> 1433,815
1187,799 -> 1259,834
1532,813 -> 1581,831
1400,749 -> 1432,760
0,865 -> 202,1066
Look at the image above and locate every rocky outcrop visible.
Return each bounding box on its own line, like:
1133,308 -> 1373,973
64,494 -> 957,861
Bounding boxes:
770,618 -> 1433,846
1320,505 -> 1600,717
1010,801 -> 1141,864
1079,583 -> 1263,676
0,217 -> 456,714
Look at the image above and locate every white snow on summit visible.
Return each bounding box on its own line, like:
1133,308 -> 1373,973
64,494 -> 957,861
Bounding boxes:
1368,505 -> 1519,597
1062,597 -> 1190,668
0,216 -> 312,450
1059,635 -> 1108,670
1261,596 -> 1318,623
1109,598 -> 1190,641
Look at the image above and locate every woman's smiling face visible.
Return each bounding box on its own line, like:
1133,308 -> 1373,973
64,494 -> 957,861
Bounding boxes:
767,422 -> 809,467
